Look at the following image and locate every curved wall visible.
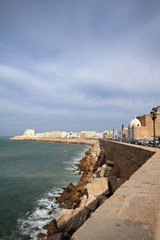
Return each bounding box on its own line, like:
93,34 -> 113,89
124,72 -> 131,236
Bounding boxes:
72,140 -> 160,240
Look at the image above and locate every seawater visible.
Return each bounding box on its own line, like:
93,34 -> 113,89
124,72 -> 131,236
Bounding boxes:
0,138 -> 90,240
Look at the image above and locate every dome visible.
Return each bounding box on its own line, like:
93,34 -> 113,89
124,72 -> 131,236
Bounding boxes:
129,117 -> 141,127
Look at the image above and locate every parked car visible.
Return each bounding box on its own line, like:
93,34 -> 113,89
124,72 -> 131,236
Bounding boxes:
141,141 -> 149,146
148,140 -> 160,148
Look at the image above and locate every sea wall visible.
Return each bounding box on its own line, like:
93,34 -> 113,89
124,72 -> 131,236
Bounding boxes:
99,139 -> 155,179
71,140 -> 160,240
10,137 -> 160,239
43,140 -> 160,240
10,136 -> 101,239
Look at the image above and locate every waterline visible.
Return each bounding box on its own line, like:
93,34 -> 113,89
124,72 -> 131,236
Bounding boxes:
0,138 -> 90,239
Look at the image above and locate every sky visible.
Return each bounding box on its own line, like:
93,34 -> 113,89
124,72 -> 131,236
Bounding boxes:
0,0 -> 160,136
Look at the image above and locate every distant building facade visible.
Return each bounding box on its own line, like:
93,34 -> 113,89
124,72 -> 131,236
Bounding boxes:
24,129 -> 35,137
127,106 -> 160,140
80,131 -> 102,139
103,130 -> 113,139
40,131 -> 67,138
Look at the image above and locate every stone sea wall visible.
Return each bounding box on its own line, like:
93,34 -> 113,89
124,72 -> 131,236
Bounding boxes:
10,137 -> 160,240
43,140 -> 159,240
72,141 -> 160,240
10,136 -> 103,239
37,140 -> 159,240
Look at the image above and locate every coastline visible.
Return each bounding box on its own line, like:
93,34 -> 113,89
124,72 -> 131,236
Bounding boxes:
9,137 -> 160,239
10,136 -> 103,239
9,136 -> 97,146
40,139 -> 104,240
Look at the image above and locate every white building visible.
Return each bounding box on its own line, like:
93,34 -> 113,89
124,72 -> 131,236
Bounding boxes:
24,129 -> 35,137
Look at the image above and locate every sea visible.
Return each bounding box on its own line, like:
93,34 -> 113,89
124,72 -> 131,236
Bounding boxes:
0,137 -> 90,240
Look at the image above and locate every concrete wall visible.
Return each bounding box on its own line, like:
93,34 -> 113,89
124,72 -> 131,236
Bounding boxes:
100,140 -> 155,179
72,141 -> 160,240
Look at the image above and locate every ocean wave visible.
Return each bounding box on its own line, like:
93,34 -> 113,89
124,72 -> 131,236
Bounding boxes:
17,187 -> 63,240
64,147 -> 89,174
16,146 -> 89,240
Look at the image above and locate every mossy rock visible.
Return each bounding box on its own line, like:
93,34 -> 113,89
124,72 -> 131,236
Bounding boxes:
47,219 -> 58,236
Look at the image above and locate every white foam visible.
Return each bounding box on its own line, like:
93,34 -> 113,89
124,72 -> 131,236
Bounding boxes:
17,147 -> 89,240
17,187 -> 63,240
64,147 -> 89,174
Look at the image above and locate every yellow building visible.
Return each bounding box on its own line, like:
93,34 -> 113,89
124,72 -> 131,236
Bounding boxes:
86,131 -> 97,138
80,131 -> 100,138
41,131 -> 67,138
80,132 -> 87,138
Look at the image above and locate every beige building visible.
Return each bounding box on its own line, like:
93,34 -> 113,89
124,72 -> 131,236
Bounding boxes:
103,130 -> 113,139
41,131 -> 67,138
127,106 -> 160,140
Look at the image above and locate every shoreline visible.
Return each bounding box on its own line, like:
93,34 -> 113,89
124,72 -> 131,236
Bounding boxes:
9,137 -> 160,239
41,139 -> 103,240
10,136 -> 102,239
9,136 -> 98,146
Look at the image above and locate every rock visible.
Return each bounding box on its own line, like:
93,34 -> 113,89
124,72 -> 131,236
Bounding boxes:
71,192 -> 80,204
37,233 -> 46,239
89,165 -> 94,172
78,194 -> 88,208
62,207 -> 91,236
67,183 -> 75,190
47,233 -> 63,240
55,209 -> 73,231
56,183 -> 78,209
46,219 -> 58,236
78,172 -> 93,186
99,164 -> 107,177
44,141 -> 103,239
86,177 -> 108,197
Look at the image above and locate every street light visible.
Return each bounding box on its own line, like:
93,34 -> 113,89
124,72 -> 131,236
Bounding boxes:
122,124 -> 124,140
150,107 -> 157,147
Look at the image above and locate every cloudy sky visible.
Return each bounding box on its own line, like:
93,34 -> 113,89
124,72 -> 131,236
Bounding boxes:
0,0 -> 160,136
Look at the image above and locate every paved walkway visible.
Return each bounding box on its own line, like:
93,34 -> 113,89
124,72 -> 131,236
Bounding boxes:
71,149 -> 160,240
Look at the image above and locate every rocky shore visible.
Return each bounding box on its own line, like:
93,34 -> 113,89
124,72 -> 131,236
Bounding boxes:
40,140 -> 104,240
9,136 -> 97,146
10,137 -> 121,240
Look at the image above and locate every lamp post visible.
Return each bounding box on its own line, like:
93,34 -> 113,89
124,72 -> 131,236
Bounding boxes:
109,131 -> 110,139
122,124 -> 124,141
150,107 -> 157,147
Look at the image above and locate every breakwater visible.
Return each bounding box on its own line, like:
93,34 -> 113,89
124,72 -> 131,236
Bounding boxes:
10,136 -> 97,146
10,137 -> 100,239
72,140 -> 160,240
10,137 -> 160,240
2,138 -> 89,239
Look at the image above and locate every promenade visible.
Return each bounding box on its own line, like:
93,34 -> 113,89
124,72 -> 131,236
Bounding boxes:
71,141 -> 160,240
10,137 -> 160,240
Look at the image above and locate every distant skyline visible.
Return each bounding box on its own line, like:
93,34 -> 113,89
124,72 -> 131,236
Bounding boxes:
0,0 -> 160,136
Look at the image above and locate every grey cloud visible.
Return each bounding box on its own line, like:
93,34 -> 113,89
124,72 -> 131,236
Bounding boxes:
0,0 -> 160,135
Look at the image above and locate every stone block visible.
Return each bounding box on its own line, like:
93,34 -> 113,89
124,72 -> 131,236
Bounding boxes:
86,177 -> 108,197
